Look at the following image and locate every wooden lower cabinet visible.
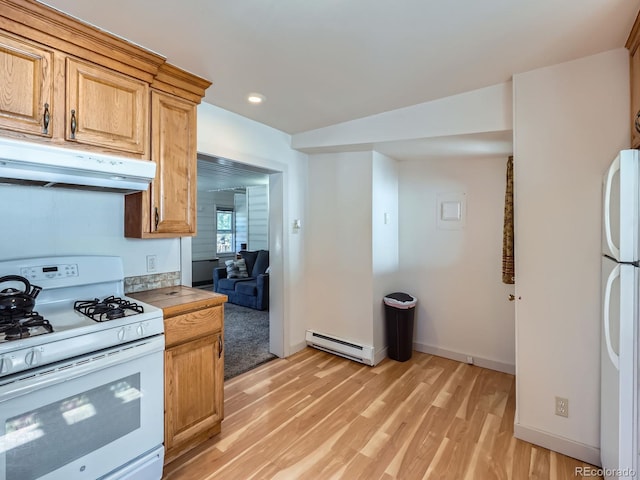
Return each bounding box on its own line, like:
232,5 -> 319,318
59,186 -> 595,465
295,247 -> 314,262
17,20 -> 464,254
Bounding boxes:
165,331 -> 223,463
128,287 -> 226,465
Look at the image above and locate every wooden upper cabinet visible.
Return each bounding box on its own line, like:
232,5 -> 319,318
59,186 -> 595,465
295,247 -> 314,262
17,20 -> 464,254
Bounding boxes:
124,91 -> 198,238
628,11 -> 640,148
66,58 -> 149,155
0,36 -> 149,156
0,0 -> 211,239
0,32 -> 53,137
152,91 -> 197,235
631,46 -> 640,148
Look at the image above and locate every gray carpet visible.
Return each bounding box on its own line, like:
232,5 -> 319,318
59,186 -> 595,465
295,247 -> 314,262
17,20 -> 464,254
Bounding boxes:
223,302 -> 276,380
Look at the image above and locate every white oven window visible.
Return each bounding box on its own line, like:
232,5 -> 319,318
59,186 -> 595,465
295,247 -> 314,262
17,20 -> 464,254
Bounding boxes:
0,338 -> 163,480
5,374 -> 141,480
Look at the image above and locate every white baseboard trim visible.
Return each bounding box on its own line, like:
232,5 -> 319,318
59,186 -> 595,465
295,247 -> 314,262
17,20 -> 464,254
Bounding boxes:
514,423 -> 601,467
413,342 -> 515,375
289,340 -> 308,356
374,346 -> 388,366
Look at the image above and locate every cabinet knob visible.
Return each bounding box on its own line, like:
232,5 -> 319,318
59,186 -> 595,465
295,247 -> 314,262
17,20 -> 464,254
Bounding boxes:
43,103 -> 50,134
635,110 -> 640,134
70,109 -> 77,139
218,334 -> 223,358
154,207 -> 159,231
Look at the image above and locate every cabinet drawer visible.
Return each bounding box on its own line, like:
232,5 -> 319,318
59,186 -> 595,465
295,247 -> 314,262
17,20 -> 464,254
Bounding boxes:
165,306 -> 222,348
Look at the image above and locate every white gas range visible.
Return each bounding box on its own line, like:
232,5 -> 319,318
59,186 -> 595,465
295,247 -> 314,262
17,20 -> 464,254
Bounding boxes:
0,256 -> 165,480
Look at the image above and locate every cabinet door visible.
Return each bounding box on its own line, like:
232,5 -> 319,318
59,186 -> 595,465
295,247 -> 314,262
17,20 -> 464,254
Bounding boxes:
66,57 -> 148,155
164,333 -> 223,462
151,91 -> 197,235
0,32 -> 53,137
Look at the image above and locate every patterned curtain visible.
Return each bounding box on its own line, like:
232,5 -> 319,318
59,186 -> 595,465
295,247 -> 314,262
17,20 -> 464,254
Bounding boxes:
502,156 -> 515,284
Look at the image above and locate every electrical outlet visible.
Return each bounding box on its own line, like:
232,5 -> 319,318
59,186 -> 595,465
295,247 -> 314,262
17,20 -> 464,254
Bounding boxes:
146,255 -> 157,273
555,396 -> 569,417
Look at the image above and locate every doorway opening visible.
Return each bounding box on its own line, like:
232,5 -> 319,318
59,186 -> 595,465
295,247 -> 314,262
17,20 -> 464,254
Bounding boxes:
192,154 -> 283,379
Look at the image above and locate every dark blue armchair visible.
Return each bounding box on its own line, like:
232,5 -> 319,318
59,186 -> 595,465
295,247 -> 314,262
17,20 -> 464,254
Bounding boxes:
213,249 -> 269,310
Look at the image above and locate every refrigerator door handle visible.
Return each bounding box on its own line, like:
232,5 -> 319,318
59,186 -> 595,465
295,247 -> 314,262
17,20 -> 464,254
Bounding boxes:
603,263 -> 620,371
604,155 -> 620,259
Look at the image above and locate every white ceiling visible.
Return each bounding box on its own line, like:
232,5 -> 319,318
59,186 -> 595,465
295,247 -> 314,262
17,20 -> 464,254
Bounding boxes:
34,0 -> 640,187
40,0 -> 640,137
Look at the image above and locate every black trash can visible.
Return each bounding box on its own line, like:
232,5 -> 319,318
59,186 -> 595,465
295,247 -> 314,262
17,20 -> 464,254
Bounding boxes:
383,292 -> 417,362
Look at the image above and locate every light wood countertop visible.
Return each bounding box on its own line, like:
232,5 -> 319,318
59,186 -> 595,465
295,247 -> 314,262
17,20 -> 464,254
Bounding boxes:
130,286 -> 227,318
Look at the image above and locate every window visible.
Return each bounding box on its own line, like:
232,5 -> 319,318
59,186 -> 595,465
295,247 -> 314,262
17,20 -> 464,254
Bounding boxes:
216,209 -> 234,254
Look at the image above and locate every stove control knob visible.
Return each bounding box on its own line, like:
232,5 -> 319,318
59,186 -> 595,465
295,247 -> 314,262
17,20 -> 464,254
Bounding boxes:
25,350 -> 39,366
0,357 -> 12,374
136,324 -> 145,337
117,327 -> 126,341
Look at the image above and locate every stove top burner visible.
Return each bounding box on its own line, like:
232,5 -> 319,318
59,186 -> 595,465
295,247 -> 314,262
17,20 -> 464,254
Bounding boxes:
0,311 -> 54,342
74,296 -> 144,322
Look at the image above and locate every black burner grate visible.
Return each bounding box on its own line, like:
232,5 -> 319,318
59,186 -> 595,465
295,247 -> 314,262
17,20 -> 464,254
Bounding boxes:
0,311 -> 54,341
74,296 -> 144,322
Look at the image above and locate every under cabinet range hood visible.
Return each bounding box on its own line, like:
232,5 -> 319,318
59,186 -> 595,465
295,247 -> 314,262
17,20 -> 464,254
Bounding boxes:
0,137 -> 156,193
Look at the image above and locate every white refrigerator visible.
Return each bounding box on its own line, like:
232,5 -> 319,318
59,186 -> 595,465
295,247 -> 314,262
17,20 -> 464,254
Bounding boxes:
601,149 -> 639,479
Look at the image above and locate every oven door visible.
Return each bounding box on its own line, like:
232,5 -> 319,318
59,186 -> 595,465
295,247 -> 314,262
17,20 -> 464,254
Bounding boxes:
0,336 -> 164,480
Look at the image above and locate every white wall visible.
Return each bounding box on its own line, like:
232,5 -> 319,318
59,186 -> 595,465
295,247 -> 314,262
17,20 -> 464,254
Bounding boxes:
513,48 -> 630,464
396,156 -> 516,372
297,79 -> 515,366
0,186 -> 180,276
197,102 -> 309,354
292,82 -> 512,151
372,152 -> 400,355
247,185 -> 269,250
306,151 -> 375,346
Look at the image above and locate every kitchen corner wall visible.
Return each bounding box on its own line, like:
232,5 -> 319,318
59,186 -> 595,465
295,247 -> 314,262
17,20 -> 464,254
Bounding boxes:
372,152 -> 400,358
513,48 -> 629,464
396,155 -> 516,372
305,150 -> 399,360
306,151 -> 376,348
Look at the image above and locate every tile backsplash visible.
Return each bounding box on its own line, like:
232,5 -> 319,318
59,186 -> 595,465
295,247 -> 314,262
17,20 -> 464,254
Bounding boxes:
124,271 -> 181,294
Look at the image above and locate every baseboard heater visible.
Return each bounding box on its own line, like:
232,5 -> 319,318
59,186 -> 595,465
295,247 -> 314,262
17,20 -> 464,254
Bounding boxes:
305,330 -> 375,366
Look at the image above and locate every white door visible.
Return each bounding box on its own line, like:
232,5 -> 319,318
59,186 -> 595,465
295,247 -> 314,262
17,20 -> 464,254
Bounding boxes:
601,256 -> 637,479
602,150 -> 640,262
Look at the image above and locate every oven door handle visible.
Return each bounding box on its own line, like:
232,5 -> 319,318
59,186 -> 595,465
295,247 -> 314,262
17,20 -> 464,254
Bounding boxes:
0,335 -> 164,402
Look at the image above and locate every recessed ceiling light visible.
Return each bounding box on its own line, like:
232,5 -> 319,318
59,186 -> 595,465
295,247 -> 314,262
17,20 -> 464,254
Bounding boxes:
247,93 -> 265,104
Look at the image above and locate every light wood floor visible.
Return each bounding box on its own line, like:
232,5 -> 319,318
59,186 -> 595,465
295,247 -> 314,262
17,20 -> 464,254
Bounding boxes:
163,348 -> 602,480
